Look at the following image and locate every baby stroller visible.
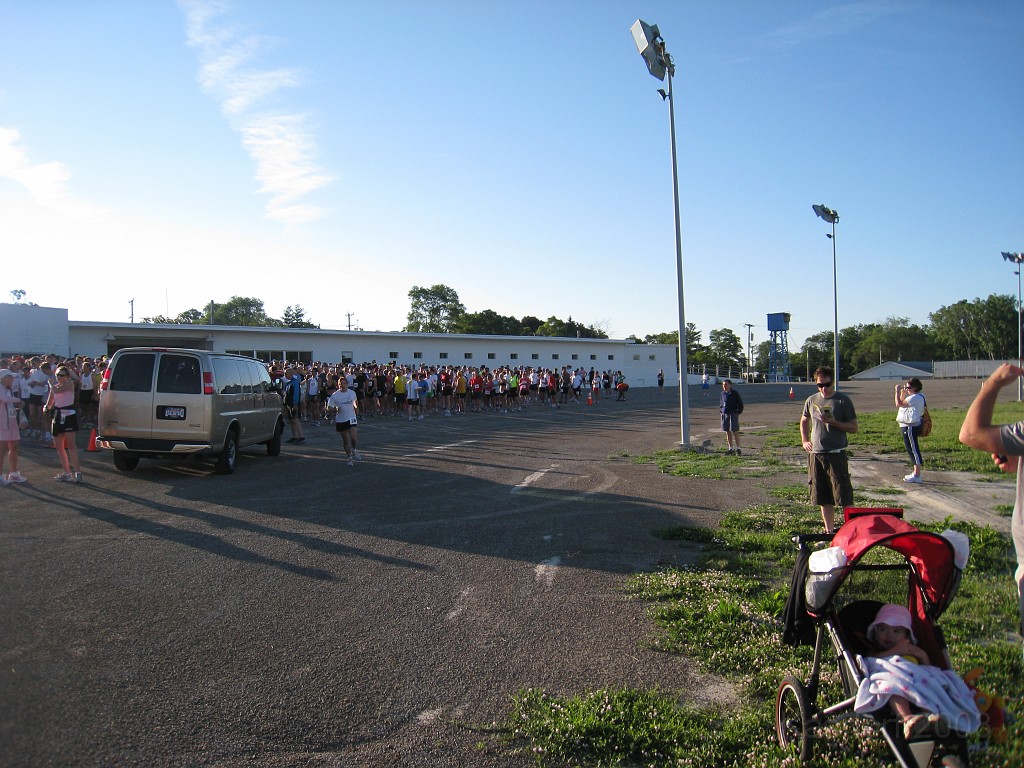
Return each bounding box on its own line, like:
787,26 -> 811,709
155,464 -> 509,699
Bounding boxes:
776,509 -> 974,767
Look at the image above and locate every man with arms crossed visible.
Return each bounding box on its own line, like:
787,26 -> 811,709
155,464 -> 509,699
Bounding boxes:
957,363 -> 1024,655
800,366 -> 858,534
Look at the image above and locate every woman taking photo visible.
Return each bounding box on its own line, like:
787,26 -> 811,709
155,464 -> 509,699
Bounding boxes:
895,378 -> 926,484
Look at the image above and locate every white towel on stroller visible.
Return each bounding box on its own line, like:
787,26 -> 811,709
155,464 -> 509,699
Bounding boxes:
854,655 -> 981,733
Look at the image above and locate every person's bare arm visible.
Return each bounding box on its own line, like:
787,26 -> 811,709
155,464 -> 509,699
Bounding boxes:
959,364 -> 1023,455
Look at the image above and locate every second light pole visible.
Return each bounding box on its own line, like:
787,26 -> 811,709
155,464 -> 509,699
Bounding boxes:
1001,251 -> 1024,401
813,204 -> 840,386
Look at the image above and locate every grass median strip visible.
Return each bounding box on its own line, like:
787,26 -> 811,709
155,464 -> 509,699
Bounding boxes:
505,503 -> 1021,766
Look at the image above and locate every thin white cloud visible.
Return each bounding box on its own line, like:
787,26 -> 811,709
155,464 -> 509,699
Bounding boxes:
761,2 -> 907,52
179,0 -> 331,225
0,127 -> 107,223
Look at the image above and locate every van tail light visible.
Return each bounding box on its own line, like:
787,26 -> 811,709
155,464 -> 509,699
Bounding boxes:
203,372 -> 215,395
100,367 -> 112,391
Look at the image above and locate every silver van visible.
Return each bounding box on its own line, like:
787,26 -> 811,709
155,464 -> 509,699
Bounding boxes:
97,348 -> 284,474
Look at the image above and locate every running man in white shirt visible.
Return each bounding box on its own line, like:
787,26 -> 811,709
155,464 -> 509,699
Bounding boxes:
326,376 -> 360,466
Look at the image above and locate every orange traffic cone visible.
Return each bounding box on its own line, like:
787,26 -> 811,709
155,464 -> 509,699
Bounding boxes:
87,428 -> 98,451
587,394 -> 593,405
789,387 -> 795,399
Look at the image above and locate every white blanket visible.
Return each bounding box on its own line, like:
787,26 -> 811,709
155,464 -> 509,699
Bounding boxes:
854,655 -> 980,733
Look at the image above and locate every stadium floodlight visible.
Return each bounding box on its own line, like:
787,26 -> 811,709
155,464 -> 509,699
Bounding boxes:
631,19 -> 689,448
813,204 -> 840,387
1002,251 -> 1024,400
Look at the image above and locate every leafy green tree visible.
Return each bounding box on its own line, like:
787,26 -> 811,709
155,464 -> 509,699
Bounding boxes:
536,316 -> 608,339
520,316 -> 543,335
282,305 -> 318,328
213,296 -> 273,326
927,295 -> 1014,360
406,284 -> 466,333
708,327 -> 745,368
456,309 -> 523,335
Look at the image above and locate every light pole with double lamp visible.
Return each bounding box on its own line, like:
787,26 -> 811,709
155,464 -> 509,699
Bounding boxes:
631,19 -> 690,447
1001,251 -> 1024,401
813,204 -> 840,387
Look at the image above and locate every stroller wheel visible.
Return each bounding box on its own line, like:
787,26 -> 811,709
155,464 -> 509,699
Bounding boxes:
775,674 -> 813,761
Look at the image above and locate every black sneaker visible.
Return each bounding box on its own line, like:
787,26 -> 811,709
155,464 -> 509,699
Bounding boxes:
286,437 -> 298,444
735,449 -> 742,456
293,437 -> 306,445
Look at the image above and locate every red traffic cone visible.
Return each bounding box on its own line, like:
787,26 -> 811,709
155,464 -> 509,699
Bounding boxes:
587,394 -> 593,405
87,428 -> 98,452
789,387 -> 795,399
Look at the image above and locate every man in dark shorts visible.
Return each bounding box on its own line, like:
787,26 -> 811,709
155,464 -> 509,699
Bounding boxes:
799,366 -> 857,534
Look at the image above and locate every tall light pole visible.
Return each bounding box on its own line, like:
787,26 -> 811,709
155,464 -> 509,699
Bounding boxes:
1002,251 -> 1024,401
632,19 -> 690,448
743,322 -> 754,381
812,204 -> 840,386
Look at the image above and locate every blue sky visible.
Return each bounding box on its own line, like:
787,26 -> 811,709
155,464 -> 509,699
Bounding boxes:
1,1 -> 1021,352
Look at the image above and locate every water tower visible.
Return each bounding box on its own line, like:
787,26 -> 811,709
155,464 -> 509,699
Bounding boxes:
767,313 -> 792,382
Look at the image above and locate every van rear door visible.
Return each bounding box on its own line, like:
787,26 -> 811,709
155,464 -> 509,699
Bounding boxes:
154,352 -> 207,443
104,351 -> 157,441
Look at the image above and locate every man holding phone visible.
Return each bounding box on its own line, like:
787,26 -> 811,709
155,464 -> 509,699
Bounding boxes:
799,366 -> 858,533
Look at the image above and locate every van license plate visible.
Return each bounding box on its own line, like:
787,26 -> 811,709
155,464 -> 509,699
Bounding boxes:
161,407 -> 186,420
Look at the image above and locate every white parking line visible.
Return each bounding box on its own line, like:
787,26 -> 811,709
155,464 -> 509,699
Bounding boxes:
534,556 -> 561,586
402,439 -> 478,458
511,464 -> 559,493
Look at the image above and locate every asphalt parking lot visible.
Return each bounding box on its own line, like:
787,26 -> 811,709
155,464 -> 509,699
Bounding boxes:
1,379 -> 1011,766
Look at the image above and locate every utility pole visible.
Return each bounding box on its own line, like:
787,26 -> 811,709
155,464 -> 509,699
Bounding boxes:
129,299 -> 134,323
345,312 -> 355,331
743,323 -> 754,381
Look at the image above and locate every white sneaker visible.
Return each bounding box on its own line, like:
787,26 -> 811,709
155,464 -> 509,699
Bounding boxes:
0,477 -> 10,486
418,415 -> 424,420
7,471 -> 27,483
353,449 -> 361,461
903,473 -> 923,484
346,458 -> 354,467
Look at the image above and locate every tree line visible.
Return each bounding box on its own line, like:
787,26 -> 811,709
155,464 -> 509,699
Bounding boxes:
633,293 -> 1017,377
127,289 -> 1018,377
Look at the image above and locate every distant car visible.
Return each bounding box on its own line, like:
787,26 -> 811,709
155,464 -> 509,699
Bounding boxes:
97,348 -> 283,474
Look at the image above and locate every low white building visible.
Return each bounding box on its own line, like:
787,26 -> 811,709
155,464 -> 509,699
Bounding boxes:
1,304 -> 682,387
849,361 -> 934,381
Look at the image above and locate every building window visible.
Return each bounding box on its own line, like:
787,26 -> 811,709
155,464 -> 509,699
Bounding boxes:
633,354 -> 640,361
571,354 -> 578,360
413,352 -> 422,359
552,354 -> 559,360
439,352 -> 448,359
389,352 -> 398,359
464,353 -> 473,360
608,355 -> 614,360
590,354 -> 597,360
532,353 -> 539,360
649,355 -> 657,361
510,353 -> 518,360
487,353 -> 496,360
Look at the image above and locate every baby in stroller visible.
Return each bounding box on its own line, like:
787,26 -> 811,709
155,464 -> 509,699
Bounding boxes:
856,603 -> 981,740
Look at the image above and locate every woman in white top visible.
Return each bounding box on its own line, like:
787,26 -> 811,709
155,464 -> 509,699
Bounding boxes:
895,378 -> 926,483
0,369 -> 27,485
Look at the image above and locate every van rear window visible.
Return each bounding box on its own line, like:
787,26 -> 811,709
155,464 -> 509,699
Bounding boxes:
109,353 -> 155,392
157,354 -> 202,395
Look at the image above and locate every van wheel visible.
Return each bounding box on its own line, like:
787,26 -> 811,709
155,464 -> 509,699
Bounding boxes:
112,451 -> 139,472
266,419 -> 283,457
215,431 -> 238,475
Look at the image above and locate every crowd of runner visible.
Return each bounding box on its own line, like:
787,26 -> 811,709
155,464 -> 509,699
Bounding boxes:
271,362 -> 631,424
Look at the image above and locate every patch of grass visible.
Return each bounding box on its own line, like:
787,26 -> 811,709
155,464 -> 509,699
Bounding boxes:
640,448 -> 801,481
507,507 -> 1023,766
764,403 -> 1024,475
994,503 -> 1013,516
